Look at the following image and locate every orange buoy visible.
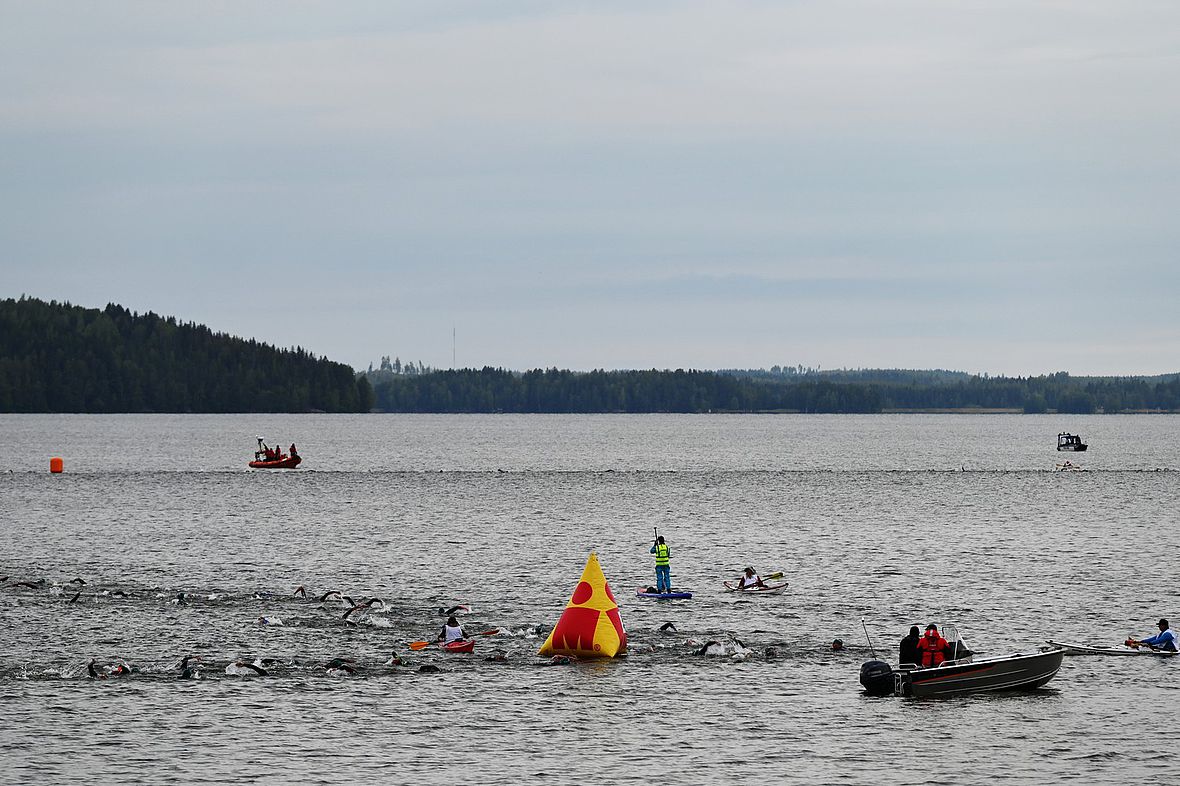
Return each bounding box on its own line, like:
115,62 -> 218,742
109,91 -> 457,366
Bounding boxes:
50,457 -> 64,473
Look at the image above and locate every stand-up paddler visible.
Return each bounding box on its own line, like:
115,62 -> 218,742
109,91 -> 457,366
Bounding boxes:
650,534 -> 672,593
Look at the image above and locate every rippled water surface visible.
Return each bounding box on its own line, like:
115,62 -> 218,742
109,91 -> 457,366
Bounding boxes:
1,414 -> 1178,784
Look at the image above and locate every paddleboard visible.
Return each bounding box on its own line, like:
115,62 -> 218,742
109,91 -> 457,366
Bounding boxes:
636,588 -> 693,599
723,581 -> 788,595
1046,640 -> 1176,657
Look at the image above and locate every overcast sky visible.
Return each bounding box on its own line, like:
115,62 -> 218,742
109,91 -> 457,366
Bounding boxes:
2,1 -> 1178,375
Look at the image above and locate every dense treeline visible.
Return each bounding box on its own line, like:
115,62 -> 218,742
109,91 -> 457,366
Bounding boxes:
369,367 -> 1180,413
0,297 -> 373,413
372,368 -> 881,413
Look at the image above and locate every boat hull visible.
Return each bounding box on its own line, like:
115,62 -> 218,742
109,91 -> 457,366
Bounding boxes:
723,581 -> 788,595
442,639 -> 474,653
636,588 -> 693,599
1048,640 -> 1177,657
862,649 -> 1064,697
248,455 -> 302,469
902,649 -> 1064,697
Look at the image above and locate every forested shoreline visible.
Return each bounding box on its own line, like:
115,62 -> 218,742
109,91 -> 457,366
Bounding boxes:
3,296 -> 1178,414
0,297 -> 373,412
367,367 -> 1180,414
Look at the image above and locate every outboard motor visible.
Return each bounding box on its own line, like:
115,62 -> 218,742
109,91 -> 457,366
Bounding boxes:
859,659 -> 895,696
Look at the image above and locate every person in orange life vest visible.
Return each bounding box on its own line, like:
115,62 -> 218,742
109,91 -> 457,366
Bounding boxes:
917,623 -> 949,668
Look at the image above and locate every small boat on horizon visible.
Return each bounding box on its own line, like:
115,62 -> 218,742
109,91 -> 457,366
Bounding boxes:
248,454 -> 302,469
1057,432 -> 1088,451
249,437 -> 302,469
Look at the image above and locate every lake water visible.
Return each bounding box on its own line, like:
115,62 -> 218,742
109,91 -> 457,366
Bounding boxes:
1,414 -> 1177,784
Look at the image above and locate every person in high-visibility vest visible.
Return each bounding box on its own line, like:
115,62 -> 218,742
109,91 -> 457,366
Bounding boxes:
649,535 -> 672,593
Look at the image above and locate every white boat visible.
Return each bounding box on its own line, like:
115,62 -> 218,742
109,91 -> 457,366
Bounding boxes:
722,581 -> 788,595
1047,640 -> 1177,657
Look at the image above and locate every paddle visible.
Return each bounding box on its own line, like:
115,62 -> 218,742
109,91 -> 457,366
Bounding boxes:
408,629 -> 500,650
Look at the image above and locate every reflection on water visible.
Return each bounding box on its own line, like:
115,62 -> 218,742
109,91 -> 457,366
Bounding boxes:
0,414 -> 1177,783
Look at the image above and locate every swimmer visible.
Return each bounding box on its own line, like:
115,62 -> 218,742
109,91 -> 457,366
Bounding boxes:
319,590 -> 342,603
14,581 -> 43,589
484,653 -> 508,663
418,664 -> 442,673
659,622 -> 677,633
831,639 -> 844,652
324,657 -> 357,676
294,585 -> 307,598
385,653 -> 409,667
69,577 -> 87,586
67,591 -> 82,604
110,661 -> 134,677
179,655 -> 200,679
257,616 -> 284,626
544,655 -> 573,666
87,659 -> 103,679
173,592 -> 187,605
438,604 -> 470,617
695,640 -> 727,656
226,661 -> 268,677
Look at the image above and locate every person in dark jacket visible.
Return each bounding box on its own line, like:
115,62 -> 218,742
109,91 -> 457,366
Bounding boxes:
899,625 -> 921,666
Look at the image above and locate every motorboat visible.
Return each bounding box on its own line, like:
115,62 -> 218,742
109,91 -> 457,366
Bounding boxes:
859,626 -> 1064,697
248,453 -> 302,469
1057,432 -> 1088,451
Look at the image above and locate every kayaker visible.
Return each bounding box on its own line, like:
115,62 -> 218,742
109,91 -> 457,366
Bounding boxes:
737,567 -> 765,589
899,625 -> 921,666
437,615 -> 467,643
917,623 -> 949,668
1129,619 -> 1177,652
650,535 -> 672,593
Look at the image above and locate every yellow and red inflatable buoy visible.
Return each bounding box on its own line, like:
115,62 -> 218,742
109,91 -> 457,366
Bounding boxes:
538,551 -> 627,659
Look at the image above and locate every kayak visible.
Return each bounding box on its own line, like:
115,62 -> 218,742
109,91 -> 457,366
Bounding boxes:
442,639 -> 474,653
723,581 -> 788,595
1047,640 -> 1177,657
636,588 -> 693,599
249,455 -> 302,469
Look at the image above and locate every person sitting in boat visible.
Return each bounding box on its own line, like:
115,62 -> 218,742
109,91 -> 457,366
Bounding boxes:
899,625 -> 921,666
737,567 -> 765,589
437,615 -> 467,643
289,443 -> 299,458
917,623 -> 949,668
1129,619 -> 1177,652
